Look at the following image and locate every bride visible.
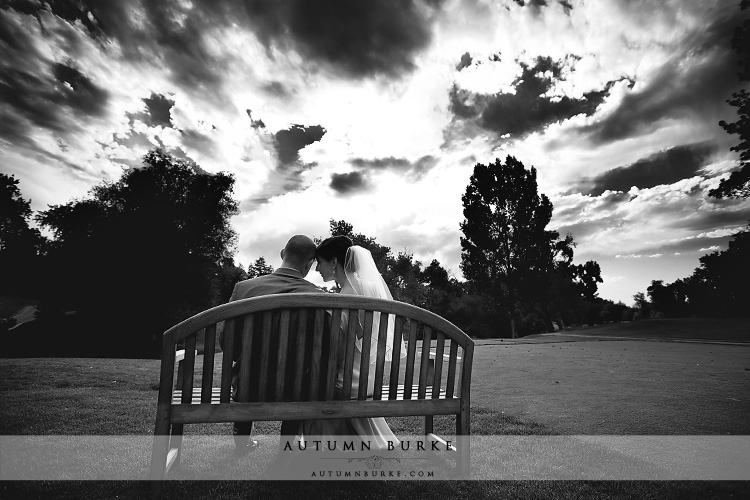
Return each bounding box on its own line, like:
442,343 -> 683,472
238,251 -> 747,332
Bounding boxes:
297,235 -> 406,449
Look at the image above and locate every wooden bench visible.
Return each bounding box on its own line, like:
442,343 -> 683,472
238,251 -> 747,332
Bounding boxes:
149,293 -> 474,499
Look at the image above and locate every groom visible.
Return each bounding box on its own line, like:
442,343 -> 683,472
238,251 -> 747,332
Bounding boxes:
220,234 -> 325,454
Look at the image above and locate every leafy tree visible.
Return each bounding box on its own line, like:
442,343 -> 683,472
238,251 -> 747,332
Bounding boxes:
636,225 -> 750,318
710,0 -> 750,198
632,292 -> 651,319
460,156 -> 560,337
0,173 -> 45,295
35,149 -> 239,357
246,256 -> 274,279
212,257 -> 247,303
688,225 -> 750,316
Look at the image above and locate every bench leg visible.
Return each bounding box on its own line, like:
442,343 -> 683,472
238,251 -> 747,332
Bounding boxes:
423,415 -> 434,435
456,410 -> 470,478
170,423 -> 184,469
149,433 -> 170,500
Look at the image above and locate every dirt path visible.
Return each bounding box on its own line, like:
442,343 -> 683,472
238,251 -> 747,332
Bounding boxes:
471,335 -> 750,435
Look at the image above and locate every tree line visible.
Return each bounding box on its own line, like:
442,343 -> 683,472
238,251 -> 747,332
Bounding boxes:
2,1 -> 748,356
0,150 -> 615,357
2,146 -> 746,357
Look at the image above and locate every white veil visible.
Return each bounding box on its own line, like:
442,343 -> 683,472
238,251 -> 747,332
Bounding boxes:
344,246 -> 407,362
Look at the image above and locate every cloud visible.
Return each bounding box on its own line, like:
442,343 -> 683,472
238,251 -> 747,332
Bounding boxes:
239,0 -> 445,78
332,155 -> 441,195
273,124 -> 326,165
0,11 -> 110,148
246,110 -> 266,129
349,155 -> 438,179
330,171 -> 369,195
448,56 -> 613,139
142,94 -> 175,128
577,9 -> 741,145
179,128 -> 218,158
262,81 -> 294,99
577,143 -> 717,196
699,246 -> 720,253
456,52 -> 473,71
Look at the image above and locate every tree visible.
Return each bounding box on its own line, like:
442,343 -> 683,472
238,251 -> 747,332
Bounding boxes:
635,225 -> 750,318
710,0 -> 750,198
689,225 -> 750,316
0,173 -> 45,295
460,156 -> 559,337
35,149 -> 239,357
246,256 -> 274,279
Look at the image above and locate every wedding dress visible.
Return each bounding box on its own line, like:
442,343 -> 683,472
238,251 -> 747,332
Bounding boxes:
297,246 -> 407,449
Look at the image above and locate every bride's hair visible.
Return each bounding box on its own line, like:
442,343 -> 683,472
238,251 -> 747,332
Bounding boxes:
315,235 -> 352,265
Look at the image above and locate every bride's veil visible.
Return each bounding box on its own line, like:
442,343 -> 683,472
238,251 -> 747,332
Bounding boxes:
344,245 -> 407,362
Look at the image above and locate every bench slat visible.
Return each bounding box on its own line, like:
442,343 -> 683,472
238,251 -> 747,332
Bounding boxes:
372,312 -> 389,400
257,311 -> 273,401
357,310 -> 374,400
417,326 -> 432,400
310,309 -> 325,400
181,336 -> 196,404
342,309 -> 358,400
388,316 -> 404,400
446,340 -> 458,399
237,314 -> 254,403
170,397 -> 460,424
219,318 -> 235,403
324,309 -> 343,401
403,319 -> 418,399
292,309 -> 308,401
201,325 -> 216,404
432,330 -> 445,399
275,310 -> 291,401
173,383 -> 450,404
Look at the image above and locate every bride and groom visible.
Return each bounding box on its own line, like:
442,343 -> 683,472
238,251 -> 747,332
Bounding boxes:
223,234 -> 406,454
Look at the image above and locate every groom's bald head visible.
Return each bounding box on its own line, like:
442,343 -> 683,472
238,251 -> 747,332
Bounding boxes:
280,235 -> 317,275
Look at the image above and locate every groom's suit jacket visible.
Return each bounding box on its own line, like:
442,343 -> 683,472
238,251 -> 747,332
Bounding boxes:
220,268 -> 331,402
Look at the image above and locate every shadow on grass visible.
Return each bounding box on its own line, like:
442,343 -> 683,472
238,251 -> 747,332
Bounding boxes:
3,479 -> 750,500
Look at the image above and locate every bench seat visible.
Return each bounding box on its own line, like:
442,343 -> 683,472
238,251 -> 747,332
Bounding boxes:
172,384 -> 451,405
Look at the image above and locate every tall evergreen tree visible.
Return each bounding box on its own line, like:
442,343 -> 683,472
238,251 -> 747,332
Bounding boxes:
460,156 -> 559,337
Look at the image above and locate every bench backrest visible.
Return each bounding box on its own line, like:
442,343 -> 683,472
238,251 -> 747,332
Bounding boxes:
156,293 -> 474,420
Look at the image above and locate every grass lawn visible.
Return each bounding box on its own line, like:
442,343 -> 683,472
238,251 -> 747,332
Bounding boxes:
1,319 -> 749,499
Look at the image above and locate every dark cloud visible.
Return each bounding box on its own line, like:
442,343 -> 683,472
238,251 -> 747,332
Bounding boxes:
512,0 -> 572,14
8,0 -> 445,110
448,56 -> 613,139
142,94 -> 174,128
239,0 -> 445,78
330,171 -> 368,195
349,155 -> 439,180
180,128 -> 217,158
673,205 -> 750,233
273,124 -> 326,165
329,155 -> 439,196
456,52 -> 473,71
513,0 -> 548,7
51,63 -> 109,116
262,81 -> 294,99
580,143 -> 718,196
0,11 -> 110,148
246,110 -> 266,129
578,10 -> 743,145
8,0 -> 232,101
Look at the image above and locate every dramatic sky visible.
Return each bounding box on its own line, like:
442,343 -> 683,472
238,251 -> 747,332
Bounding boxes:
2,0 -> 749,305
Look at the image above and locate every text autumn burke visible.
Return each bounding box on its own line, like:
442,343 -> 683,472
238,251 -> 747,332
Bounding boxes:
282,439 -> 454,452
